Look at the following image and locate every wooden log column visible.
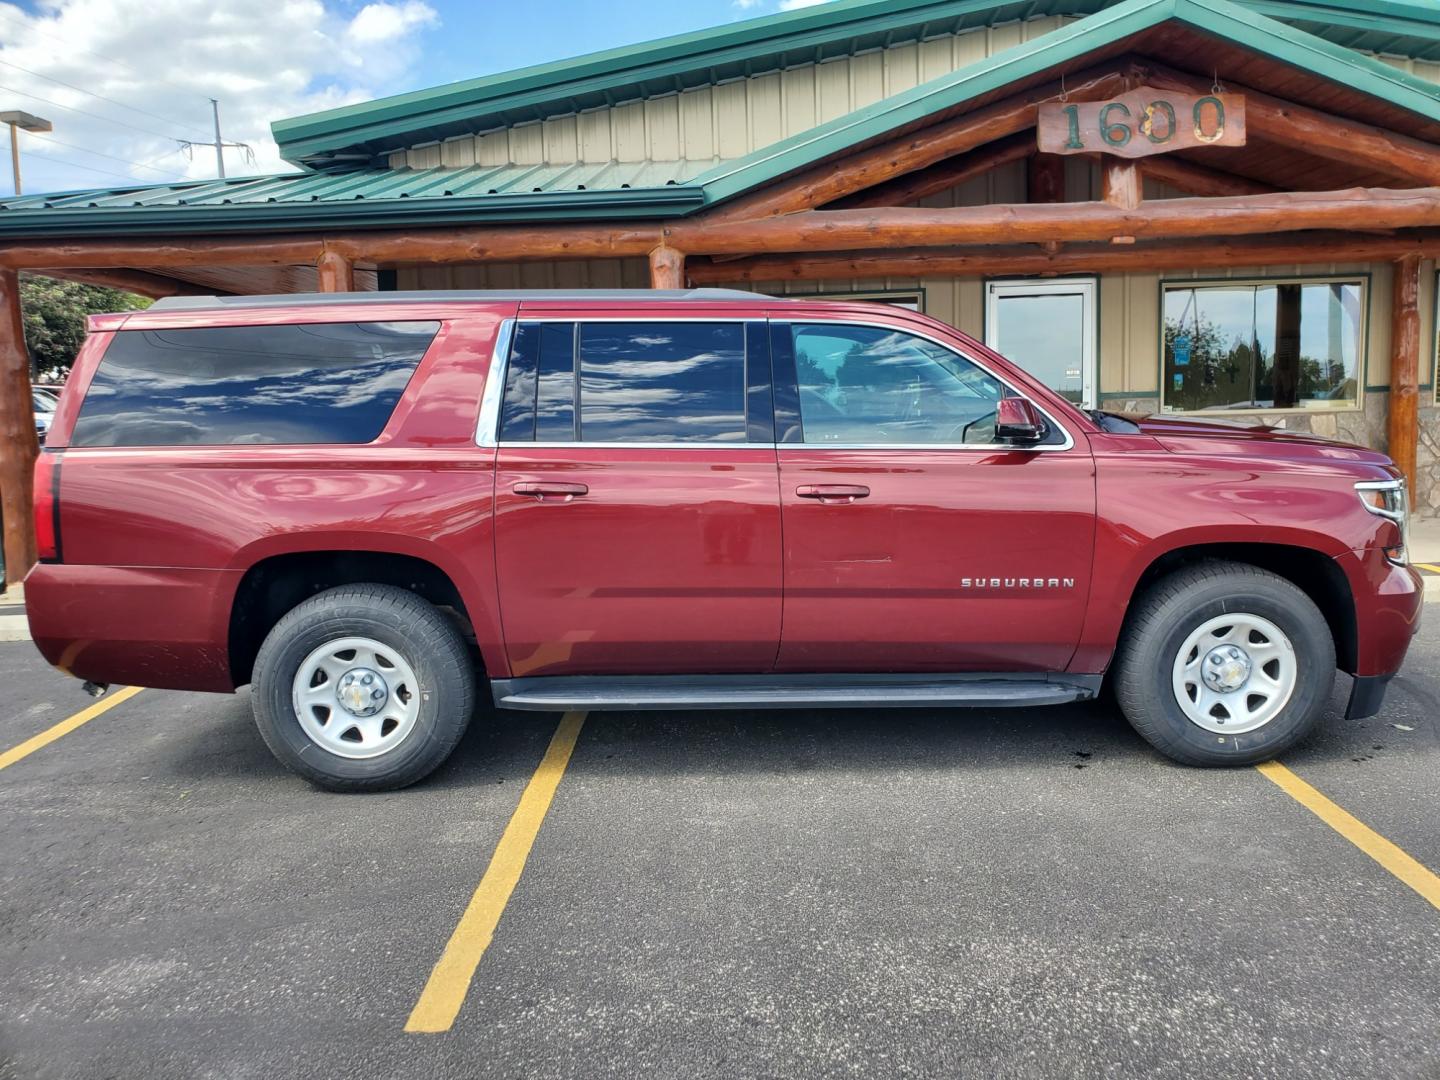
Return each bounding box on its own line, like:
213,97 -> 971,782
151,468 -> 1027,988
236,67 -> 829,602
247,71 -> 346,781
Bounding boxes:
649,245 -> 685,289
316,249 -> 356,292
1389,253 -> 1422,501
0,268 -> 39,584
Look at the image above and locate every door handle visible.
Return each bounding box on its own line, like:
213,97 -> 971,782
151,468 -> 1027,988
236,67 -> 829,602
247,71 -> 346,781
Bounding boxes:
796,484 -> 870,504
513,481 -> 589,501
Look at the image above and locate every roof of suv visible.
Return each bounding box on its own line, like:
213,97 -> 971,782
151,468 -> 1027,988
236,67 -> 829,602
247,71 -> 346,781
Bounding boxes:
147,289 -> 776,313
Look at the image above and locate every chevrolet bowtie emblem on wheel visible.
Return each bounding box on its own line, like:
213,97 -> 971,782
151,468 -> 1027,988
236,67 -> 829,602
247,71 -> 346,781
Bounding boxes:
960,577 -> 1077,589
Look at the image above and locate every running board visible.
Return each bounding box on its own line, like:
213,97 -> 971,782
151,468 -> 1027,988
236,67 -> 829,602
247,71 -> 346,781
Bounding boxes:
490,673 -> 1103,712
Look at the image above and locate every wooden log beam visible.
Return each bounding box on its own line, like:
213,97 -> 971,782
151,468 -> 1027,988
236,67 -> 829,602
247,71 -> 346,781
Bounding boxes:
1389,253 -> 1422,500
1102,159 -> 1141,210
648,245 -> 685,289
705,65 -> 1133,221
0,268 -> 38,584
685,231 -> 1440,283
316,249 -> 356,292
0,224 -> 659,270
31,267 -> 217,298
1143,63 -> 1440,186
668,186 -> 1440,256
1028,151 -> 1067,205
1136,156 -> 1275,197
836,133 -> 1034,210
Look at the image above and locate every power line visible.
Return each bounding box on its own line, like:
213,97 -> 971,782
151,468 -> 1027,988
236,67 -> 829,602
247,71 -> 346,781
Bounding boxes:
6,151 -> 166,186
0,58 -> 212,141
0,11 -> 163,90
0,79 -> 191,143
25,130 -> 186,177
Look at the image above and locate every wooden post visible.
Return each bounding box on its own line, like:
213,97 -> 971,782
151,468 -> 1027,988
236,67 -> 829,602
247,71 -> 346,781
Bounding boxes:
0,268 -> 39,584
1102,159 -> 1142,210
1388,254 -> 1422,500
316,249 -> 355,292
649,245 -> 685,289
1028,153 -> 1067,204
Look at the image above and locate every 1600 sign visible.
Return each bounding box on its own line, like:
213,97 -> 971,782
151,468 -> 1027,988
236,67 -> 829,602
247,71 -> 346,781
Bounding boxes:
1037,89 -> 1246,158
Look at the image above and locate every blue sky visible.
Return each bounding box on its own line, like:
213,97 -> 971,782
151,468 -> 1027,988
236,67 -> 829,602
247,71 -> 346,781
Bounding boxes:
0,0 -> 821,196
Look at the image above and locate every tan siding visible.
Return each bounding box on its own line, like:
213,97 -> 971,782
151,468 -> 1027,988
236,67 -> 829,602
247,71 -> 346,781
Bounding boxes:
389,17 -> 1074,169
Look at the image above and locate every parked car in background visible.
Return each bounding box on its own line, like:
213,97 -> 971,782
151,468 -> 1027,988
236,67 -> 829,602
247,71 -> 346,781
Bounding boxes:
24,290 -> 1422,791
32,387 -> 57,444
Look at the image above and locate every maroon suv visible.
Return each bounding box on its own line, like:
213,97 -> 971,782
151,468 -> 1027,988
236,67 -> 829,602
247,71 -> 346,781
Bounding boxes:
25,290 -> 1422,790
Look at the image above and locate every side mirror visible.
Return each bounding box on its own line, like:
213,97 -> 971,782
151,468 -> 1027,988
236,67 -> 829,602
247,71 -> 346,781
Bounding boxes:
995,396 -> 1045,443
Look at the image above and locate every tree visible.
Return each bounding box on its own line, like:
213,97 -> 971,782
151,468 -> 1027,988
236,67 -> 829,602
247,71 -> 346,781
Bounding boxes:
20,274 -> 150,381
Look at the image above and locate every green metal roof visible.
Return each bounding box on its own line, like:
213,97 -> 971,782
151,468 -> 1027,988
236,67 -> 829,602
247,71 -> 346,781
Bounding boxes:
0,160 -> 716,238
8,0 -> 1440,240
272,0 -> 1440,166
687,0 -> 1440,207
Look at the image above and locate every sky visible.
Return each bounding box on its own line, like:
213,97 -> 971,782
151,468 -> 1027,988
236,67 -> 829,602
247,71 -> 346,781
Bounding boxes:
0,0 -> 830,197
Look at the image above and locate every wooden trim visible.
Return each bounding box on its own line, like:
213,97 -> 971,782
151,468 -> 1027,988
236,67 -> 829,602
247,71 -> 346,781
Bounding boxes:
1028,151 -> 1067,205
669,187 -> 1440,256
317,249 -> 356,292
0,267 -> 37,583
1389,254 -> 1422,500
30,267 -> 218,298
836,134 -> 1034,210
704,65 -> 1133,221
648,245 -> 685,289
1102,159 -> 1141,210
1136,156 -> 1275,197
1143,63 -> 1440,187
686,232 -> 1440,282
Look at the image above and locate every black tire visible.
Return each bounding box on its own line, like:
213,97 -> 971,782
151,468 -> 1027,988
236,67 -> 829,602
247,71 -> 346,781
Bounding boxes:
251,584 -> 476,792
1114,560 -> 1335,767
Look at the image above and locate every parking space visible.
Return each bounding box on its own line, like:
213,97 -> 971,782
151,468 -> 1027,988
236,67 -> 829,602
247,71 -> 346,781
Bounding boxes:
2,625 -> 1438,1080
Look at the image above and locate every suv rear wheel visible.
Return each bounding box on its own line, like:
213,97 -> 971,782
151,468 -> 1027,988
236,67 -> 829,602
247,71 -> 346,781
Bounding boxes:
251,584 -> 476,792
1114,561 -> 1335,766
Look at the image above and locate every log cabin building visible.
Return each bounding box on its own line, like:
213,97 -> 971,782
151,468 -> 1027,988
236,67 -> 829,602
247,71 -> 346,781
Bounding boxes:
5,0 -> 1440,580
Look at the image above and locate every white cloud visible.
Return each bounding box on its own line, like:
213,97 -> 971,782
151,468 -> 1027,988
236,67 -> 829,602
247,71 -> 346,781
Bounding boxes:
731,0 -> 766,9
0,0 -> 439,194
778,0 -> 832,9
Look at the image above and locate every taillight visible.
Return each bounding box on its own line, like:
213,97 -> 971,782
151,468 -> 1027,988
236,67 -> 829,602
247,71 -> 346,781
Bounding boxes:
33,450 -> 61,562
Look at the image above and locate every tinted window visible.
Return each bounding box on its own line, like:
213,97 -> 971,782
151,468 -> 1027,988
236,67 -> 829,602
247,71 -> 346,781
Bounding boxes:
71,321 -> 437,447
577,322 -> 746,443
791,324 -> 1004,445
1163,280 -> 1362,411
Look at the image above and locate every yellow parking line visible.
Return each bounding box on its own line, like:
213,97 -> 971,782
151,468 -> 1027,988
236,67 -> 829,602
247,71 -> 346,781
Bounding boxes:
1256,760 -> 1440,912
0,685 -> 144,771
406,710 -> 586,1034
1415,563 -> 1440,574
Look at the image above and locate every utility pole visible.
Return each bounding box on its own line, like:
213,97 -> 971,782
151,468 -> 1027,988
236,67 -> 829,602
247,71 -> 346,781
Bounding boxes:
0,111 -> 53,195
180,100 -> 252,180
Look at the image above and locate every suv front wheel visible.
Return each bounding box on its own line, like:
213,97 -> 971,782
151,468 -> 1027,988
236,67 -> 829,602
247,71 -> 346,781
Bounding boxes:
251,584 -> 476,792
1114,561 -> 1336,766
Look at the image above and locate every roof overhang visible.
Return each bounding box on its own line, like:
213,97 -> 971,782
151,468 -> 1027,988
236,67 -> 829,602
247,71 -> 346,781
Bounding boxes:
271,0 -> 1440,167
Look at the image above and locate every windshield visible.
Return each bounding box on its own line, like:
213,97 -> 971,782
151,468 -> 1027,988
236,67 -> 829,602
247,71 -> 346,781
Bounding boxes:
33,388 -> 58,412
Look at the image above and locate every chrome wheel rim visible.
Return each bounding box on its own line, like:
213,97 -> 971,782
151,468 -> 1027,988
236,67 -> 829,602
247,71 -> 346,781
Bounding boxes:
1171,613 -> 1297,735
292,636 -> 421,759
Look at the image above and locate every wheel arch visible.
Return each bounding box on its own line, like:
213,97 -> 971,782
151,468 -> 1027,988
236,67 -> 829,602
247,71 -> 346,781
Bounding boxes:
1117,541 -> 1357,675
225,536 -> 502,687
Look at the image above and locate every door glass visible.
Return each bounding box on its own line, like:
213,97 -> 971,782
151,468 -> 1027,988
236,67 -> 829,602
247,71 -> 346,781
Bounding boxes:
988,286 -> 1091,405
578,322 -> 746,443
790,324 -> 1004,445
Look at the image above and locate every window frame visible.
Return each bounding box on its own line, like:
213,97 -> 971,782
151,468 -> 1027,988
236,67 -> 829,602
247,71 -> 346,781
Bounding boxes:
479,316 -> 1077,453
771,319 -> 1075,452
983,276 -> 1098,410
484,317 -> 768,449
1157,273 -> 1369,416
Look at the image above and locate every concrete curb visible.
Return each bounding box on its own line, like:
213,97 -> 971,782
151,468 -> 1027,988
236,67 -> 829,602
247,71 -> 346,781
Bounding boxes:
0,612 -> 29,642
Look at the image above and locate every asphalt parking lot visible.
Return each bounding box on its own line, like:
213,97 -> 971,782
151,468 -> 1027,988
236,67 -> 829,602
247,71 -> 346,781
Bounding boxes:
2,620 -> 1438,1080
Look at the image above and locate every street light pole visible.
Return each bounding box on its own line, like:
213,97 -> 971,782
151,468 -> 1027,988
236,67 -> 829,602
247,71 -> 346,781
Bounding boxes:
0,111 -> 53,196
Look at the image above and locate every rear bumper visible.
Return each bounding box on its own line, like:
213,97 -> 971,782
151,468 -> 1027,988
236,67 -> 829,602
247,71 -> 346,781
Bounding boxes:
25,563 -> 241,692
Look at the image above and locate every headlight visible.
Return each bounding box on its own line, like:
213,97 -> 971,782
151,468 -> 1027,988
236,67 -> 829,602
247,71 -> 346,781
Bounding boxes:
1356,479 -> 1409,566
